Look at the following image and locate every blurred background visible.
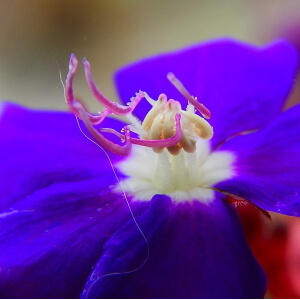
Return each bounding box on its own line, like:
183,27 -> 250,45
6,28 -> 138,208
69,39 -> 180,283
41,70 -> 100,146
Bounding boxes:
1,0 -> 300,111
1,0 -> 300,298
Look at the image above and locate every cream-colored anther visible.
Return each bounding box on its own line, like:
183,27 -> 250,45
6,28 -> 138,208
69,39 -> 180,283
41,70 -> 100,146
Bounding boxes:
181,110 -> 213,139
176,113 -> 197,153
179,130 -> 197,153
163,111 -> 176,139
142,94 -> 167,131
149,114 -> 165,153
163,111 -> 181,155
139,94 -> 213,156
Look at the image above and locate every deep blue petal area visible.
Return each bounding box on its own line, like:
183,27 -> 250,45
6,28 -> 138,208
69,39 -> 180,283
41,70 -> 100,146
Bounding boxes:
0,176 -> 148,298
82,194 -> 266,299
216,104 -> 300,216
0,102 -> 150,298
0,102 -> 123,210
115,39 -> 298,148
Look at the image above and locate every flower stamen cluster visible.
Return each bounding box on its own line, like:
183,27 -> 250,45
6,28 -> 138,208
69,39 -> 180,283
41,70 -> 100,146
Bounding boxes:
65,54 -> 213,156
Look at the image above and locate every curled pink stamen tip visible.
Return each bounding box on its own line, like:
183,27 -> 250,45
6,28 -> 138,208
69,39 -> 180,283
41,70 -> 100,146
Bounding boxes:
198,103 -> 211,119
82,58 -> 145,116
82,58 -> 90,67
76,102 -> 132,156
101,114 -> 182,149
69,53 -> 78,70
167,72 -> 212,119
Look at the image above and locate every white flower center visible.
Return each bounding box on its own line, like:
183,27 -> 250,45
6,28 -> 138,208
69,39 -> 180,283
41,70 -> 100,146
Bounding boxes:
65,56 -> 236,202
116,139 -> 236,203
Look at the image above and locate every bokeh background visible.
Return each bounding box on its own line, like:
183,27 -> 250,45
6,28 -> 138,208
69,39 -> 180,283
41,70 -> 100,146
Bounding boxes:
1,0 -> 300,111
1,0 -> 300,298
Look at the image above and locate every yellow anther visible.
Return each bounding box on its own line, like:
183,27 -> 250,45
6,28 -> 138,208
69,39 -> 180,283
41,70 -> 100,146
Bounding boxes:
140,96 -> 213,156
180,111 -> 213,140
142,95 -> 167,131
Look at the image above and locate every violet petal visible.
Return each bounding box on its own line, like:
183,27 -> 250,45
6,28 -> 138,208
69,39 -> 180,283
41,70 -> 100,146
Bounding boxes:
0,176 -> 147,298
0,102 -> 124,210
82,194 -> 266,298
217,104 -> 300,216
115,39 -> 298,147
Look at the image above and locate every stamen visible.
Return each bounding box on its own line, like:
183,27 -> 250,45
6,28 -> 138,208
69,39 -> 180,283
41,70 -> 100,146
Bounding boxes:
143,92 -> 157,106
101,113 -> 182,148
180,111 -> 213,139
65,54 -> 109,125
167,72 -> 211,119
66,54 -> 213,157
126,113 -> 142,129
126,113 -> 148,137
74,101 -> 132,156
82,58 -> 145,116
142,94 -> 168,131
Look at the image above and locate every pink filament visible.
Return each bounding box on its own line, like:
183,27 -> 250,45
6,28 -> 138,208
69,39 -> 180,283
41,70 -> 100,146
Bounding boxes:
74,101 -> 132,156
167,72 -> 211,119
101,113 -> 182,148
65,54 -> 108,125
82,58 -> 145,115
66,54 -> 208,156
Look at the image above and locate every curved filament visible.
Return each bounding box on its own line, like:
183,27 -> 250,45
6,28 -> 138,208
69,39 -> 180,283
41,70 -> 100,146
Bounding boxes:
65,54 -> 107,125
101,113 -> 182,148
82,58 -> 145,116
167,72 -> 211,119
74,101 -> 132,156
66,54 -> 213,157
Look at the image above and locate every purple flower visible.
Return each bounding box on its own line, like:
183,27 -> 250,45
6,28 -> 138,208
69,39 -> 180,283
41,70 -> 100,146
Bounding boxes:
0,38 -> 298,298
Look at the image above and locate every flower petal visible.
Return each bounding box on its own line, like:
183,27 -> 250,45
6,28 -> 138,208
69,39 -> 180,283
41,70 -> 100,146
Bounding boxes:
0,102 -> 149,297
0,176 -> 148,298
115,39 -> 298,147
82,194 -> 266,299
216,104 -> 300,216
0,102 -> 123,210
